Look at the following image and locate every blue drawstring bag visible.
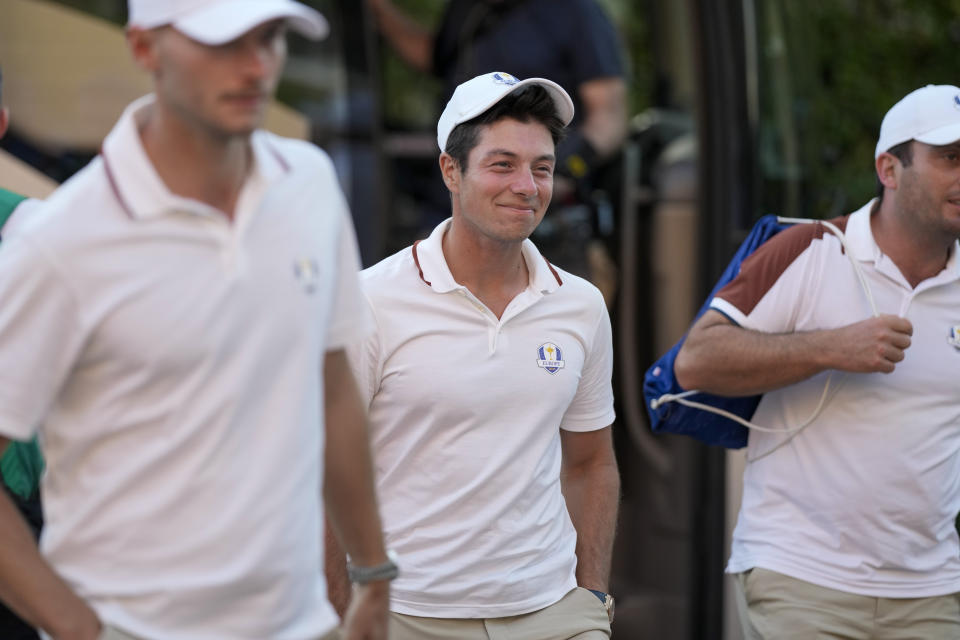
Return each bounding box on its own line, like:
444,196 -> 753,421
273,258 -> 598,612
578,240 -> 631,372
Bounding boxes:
643,214 -> 788,448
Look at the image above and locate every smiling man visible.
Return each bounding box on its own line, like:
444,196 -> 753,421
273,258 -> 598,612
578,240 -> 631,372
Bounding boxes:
328,72 -> 620,640
676,85 -> 960,639
0,2 -> 392,639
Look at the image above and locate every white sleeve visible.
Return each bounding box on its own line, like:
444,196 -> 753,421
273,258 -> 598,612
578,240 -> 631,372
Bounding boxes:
344,288 -> 382,410
709,231 -> 824,334
0,235 -> 87,440
325,202 -> 373,351
560,295 -> 616,432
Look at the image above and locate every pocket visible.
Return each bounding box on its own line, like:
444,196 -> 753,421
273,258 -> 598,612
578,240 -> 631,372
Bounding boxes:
738,569 -> 756,604
575,587 -> 612,624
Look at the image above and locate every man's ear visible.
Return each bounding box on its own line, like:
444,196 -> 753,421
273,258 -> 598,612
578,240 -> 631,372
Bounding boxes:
0,107 -> 8,140
126,26 -> 163,74
875,152 -> 900,192
439,153 -> 461,193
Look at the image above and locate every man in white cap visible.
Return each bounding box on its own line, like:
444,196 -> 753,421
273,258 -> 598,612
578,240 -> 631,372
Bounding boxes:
676,84 -> 960,638
0,2 -> 392,639
328,71 -> 620,639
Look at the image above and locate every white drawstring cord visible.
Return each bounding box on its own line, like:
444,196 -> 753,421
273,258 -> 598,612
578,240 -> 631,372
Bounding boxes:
651,217 -> 878,461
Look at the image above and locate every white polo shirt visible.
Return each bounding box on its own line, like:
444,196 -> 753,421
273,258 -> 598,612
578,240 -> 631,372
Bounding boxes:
349,218 -> 615,618
0,96 -> 369,639
1,197 -> 42,240
714,201 -> 960,597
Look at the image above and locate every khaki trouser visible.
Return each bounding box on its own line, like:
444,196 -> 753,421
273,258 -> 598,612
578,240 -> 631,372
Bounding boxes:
97,624 -> 341,640
389,586 -> 611,640
736,567 -> 960,640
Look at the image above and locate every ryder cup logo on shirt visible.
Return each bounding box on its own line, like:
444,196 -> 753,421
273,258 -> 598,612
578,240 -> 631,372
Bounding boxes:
948,325 -> 960,349
293,258 -> 320,294
536,342 -> 565,374
493,72 -> 519,86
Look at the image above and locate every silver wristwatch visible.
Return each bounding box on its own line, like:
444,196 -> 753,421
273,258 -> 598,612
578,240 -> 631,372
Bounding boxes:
347,549 -> 399,584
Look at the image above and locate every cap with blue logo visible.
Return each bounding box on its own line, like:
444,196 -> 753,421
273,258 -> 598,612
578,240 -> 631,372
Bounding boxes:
436,72 -> 575,151
875,84 -> 960,158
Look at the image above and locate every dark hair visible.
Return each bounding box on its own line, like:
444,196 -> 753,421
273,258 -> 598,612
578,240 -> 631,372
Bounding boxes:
875,140 -> 914,203
444,84 -> 567,172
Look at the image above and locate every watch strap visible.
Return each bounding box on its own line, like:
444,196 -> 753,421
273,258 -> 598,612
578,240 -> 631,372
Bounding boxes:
347,550 -> 399,584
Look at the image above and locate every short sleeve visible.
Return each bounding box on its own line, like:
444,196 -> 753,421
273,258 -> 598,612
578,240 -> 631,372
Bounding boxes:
710,227 -> 824,333
344,289 -> 382,410
560,295 -> 616,432
324,199 -> 373,351
0,235 -> 88,441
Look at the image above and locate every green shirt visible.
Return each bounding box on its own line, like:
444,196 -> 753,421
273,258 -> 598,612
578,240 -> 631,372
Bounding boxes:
0,188 -> 45,500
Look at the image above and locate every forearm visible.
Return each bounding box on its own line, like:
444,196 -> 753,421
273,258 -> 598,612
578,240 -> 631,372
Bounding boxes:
578,77 -> 628,157
561,449 -> 620,590
323,353 -> 387,568
367,0 -> 434,72
323,520 -> 352,618
0,486 -> 98,639
675,322 -> 835,396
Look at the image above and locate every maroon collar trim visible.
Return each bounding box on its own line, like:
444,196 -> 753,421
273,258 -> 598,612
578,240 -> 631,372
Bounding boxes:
412,240 -> 562,288
411,240 -> 432,286
543,256 -> 563,286
101,149 -> 135,219
265,140 -> 291,174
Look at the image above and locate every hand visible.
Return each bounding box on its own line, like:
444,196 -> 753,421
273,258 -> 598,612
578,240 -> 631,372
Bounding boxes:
51,607 -> 101,640
341,581 -> 389,640
827,314 -> 913,374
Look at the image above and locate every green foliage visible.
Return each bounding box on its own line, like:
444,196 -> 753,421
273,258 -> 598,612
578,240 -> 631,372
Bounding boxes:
756,0 -> 960,219
597,0 -> 654,116
378,0 -> 444,129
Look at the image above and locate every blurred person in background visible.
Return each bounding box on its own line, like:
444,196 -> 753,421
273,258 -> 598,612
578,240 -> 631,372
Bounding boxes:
367,0 -> 628,301
0,2 -> 392,639
0,64 -> 44,640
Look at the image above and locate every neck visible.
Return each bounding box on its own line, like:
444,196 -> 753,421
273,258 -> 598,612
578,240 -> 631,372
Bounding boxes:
442,218 -> 530,317
139,101 -> 251,220
872,198 -> 953,287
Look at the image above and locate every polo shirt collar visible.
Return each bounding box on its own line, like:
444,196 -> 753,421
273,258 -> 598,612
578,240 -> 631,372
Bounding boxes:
844,199 -> 882,263
101,94 -> 286,221
414,218 -> 563,294
846,198 -> 960,282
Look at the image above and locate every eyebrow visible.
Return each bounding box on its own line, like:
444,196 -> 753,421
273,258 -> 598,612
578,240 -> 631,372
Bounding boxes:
482,149 -> 556,163
932,142 -> 960,152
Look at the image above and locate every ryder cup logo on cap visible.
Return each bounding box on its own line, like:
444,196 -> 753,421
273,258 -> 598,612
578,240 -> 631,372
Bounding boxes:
875,84 -> 960,158
437,71 -> 575,151
128,0 -> 329,46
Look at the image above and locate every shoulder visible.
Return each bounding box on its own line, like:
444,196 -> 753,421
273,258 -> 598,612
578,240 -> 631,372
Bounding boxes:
257,131 -> 337,176
359,245 -> 421,296
15,159 -> 112,243
551,264 -> 608,311
745,214 -> 849,273
556,0 -> 616,24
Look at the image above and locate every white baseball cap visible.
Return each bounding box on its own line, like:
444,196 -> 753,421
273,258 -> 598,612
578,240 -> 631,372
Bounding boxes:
437,71 -> 575,151
875,84 -> 960,158
127,0 -> 329,45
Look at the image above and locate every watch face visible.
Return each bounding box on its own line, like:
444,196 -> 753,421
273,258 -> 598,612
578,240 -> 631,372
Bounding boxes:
605,595 -> 615,623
